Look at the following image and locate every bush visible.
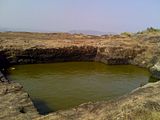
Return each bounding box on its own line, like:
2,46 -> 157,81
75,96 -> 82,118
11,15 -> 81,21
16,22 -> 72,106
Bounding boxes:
146,27 -> 160,32
136,27 -> 160,35
121,32 -> 132,37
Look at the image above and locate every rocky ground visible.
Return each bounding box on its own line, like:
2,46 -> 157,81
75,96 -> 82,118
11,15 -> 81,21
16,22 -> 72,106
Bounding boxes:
0,73 -> 39,120
0,29 -> 160,120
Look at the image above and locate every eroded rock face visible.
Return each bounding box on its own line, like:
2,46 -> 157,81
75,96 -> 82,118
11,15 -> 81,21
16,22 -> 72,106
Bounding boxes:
2,46 -> 97,64
0,71 -> 8,82
96,45 -> 145,65
0,54 -> 9,70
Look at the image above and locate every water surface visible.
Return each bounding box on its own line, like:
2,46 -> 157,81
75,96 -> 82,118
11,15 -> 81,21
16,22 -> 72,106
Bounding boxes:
9,62 -> 150,114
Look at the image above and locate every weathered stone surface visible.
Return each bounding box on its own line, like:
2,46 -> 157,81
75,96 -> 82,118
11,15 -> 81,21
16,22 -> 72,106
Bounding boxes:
0,81 -> 40,120
2,46 -> 97,64
0,71 -> 8,82
0,54 -> 9,70
96,44 -> 145,65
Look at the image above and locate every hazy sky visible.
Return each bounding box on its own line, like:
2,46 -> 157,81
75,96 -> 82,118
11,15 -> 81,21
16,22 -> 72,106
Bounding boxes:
0,0 -> 160,33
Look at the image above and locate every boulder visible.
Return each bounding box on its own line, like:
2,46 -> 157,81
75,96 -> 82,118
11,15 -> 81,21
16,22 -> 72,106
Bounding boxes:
0,54 -> 9,70
0,71 -> 8,82
150,62 -> 160,79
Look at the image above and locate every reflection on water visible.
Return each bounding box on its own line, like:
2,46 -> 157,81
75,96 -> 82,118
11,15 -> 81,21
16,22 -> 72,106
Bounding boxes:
32,99 -> 54,115
148,76 -> 159,83
9,62 -> 152,114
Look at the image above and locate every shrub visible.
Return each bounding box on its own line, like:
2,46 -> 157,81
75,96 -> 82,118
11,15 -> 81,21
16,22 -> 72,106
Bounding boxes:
121,32 -> 132,37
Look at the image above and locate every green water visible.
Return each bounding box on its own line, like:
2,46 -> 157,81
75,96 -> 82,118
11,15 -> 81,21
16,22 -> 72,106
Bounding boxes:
9,62 -> 151,114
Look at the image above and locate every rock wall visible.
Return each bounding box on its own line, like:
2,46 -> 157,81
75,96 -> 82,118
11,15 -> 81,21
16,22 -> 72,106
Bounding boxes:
0,54 -> 9,70
95,46 -> 145,65
2,46 -> 97,64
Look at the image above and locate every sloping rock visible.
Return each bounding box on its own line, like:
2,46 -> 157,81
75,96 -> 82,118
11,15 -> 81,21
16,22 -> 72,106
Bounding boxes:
0,81 -> 39,120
